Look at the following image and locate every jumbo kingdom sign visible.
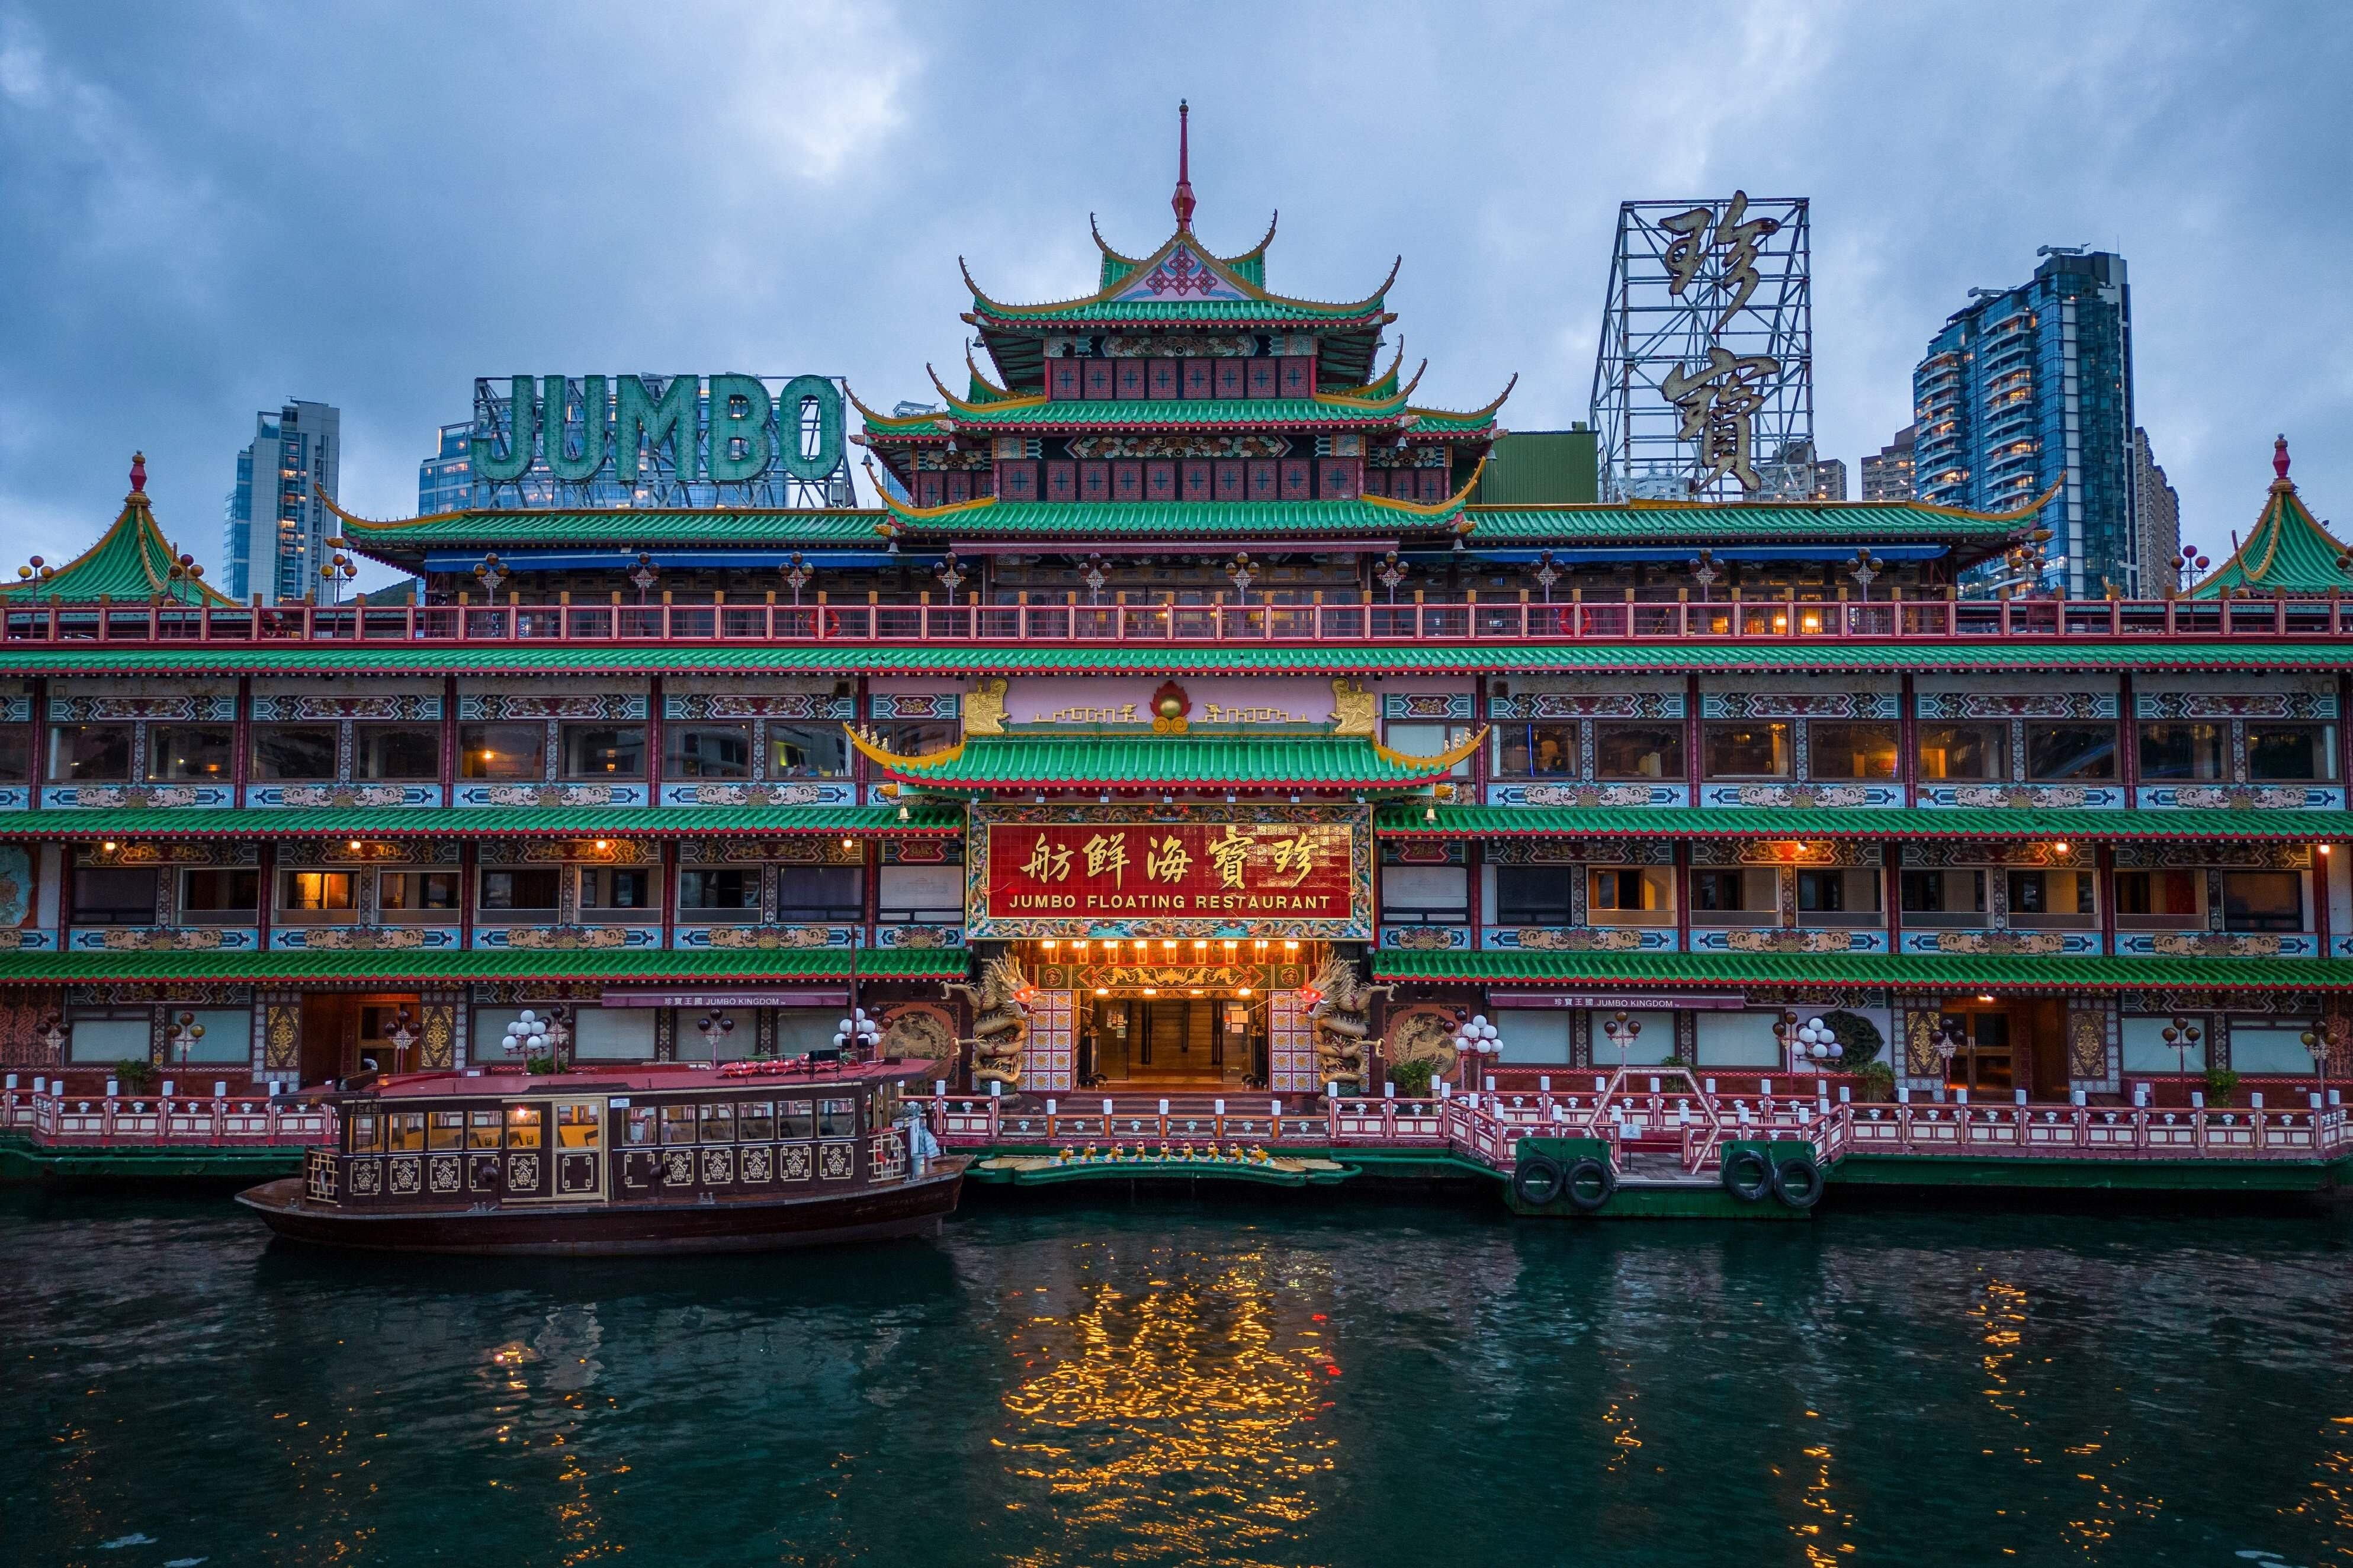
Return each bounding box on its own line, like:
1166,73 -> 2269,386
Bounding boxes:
467,374 -> 850,509
967,803 -> 1375,942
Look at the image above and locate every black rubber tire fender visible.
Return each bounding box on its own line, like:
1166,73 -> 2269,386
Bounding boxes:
1721,1146 -> 1774,1202
1771,1155 -> 1825,1209
1512,1153 -> 1566,1208
1564,1156 -> 1616,1213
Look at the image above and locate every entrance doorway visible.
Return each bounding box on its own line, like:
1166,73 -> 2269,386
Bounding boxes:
297,994 -> 425,1085
1936,998 -> 2070,1099
1085,995 -> 1259,1087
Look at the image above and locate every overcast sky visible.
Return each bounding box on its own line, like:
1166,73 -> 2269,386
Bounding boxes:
4,1 -> 2348,587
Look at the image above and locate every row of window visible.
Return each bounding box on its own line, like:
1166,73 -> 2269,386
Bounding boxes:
1382,865 -> 2304,931
997,457 -> 1379,505
1044,355 -> 1315,401
68,864 -> 964,927
1490,721 -> 2338,783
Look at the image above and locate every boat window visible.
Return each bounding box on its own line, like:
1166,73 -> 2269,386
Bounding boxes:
778,1100 -> 814,1140
387,1111 -> 427,1153
556,1103 -> 601,1149
738,1101 -> 776,1140
427,1110 -> 466,1151
817,1097 -> 856,1137
505,1105 -> 544,1150
467,1109 -> 500,1149
624,1107 -> 655,1145
348,1113 -> 381,1153
698,1101 -> 736,1142
660,1104 -> 697,1144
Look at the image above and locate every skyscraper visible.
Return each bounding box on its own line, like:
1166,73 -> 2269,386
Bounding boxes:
418,422 -> 471,516
2133,427 -> 2181,595
1860,425 -> 1916,502
1912,249 -> 2136,596
223,399 -> 341,603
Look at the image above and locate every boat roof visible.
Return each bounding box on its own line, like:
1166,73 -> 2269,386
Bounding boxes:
334,1058 -> 930,1103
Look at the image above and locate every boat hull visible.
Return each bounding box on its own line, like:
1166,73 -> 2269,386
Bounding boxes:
235,1159 -> 966,1257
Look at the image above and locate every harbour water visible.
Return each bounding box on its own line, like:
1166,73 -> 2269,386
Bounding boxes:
5,1189 -> 2351,1567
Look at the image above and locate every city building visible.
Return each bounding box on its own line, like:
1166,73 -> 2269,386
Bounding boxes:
2134,426 -> 2182,593
2,126 -> 2348,1201
1913,250 -> 2135,596
222,399 -> 341,603
1811,457 -> 1848,502
418,422 -> 471,518
1861,426 -> 1915,502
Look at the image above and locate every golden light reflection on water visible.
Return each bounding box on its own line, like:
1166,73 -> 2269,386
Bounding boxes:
472,1314 -> 622,1566
997,1252 -> 1337,1567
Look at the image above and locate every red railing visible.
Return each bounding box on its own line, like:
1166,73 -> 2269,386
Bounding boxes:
7,595 -> 2345,649
2,1085 -> 334,1148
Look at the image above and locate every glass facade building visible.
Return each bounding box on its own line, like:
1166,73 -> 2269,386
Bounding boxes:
223,400 -> 341,603
418,422 -> 472,517
1913,252 -> 2136,596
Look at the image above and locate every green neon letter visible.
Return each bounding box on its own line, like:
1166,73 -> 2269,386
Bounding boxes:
775,374 -> 846,483
706,374 -> 773,483
614,374 -> 702,486
542,375 -> 609,483
470,375 -> 536,483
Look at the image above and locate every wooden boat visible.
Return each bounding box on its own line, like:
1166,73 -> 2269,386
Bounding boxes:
236,1058 -> 965,1256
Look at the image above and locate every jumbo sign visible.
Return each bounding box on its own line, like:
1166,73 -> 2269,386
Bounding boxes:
968,804 -> 1373,941
469,374 -> 846,487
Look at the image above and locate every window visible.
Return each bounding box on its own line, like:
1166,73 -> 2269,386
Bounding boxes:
1594,722 -> 1683,780
386,1112 -> 428,1153
775,865 -> 863,923
2115,869 -> 2199,920
739,1101 -> 777,1140
2007,869 -> 2094,922
666,722 -> 753,779
659,1104 -> 696,1144
777,1099 -> 816,1140
1378,865 -> 1466,926
479,867 -> 560,915
1690,869 -> 1754,911
1696,1011 -> 1783,1068
277,869 -> 357,916
179,869 -> 259,923
560,724 -> 645,780
145,725 -> 233,783
1796,869 -> 1879,914
2222,872 -> 2302,933
2024,722 -> 2116,780
460,723 -> 545,780
1494,1011 -> 1572,1065
1385,721 -> 1472,776
1590,867 -> 1671,921
773,724 -> 856,776
1497,724 -> 1577,777
171,1007 -> 251,1065
2229,1022 -> 2317,1075
2138,722 -> 2226,780
378,870 -> 459,916
2248,724 -> 2337,782
577,866 -> 654,912
817,1097 -> 856,1136
1916,722 -> 2007,782
1702,721 -> 1790,779
1901,869 -> 1985,919
699,1101 -> 737,1141
71,866 -> 158,925
505,1106 -> 543,1151
68,1008 -> 151,1064
355,724 -> 440,780
249,725 -> 338,782
1808,722 -> 1898,780
49,724 -> 133,782
428,1111 -> 466,1151
878,863 -> 961,923
0,726 -> 28,782
679,867 -> 762,920
467,1110 -> 501,1149
573,1008 -> 657,1061
2123,1014 -> 2207,1074
1494,865 -> 1573,926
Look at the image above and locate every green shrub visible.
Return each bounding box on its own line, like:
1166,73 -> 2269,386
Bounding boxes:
2204,1066 -> 2240,1106
114,1058 -> 157,1090
1854,1062 -> 1896,1103
1388,1058 -> 1436,1096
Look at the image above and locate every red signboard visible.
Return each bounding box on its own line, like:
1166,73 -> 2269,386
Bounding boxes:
971,809 -> 1370,939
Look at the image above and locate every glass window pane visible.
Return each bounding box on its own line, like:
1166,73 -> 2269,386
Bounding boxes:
459,723 -> 545,780
250,725 -> 339,781
1593,723 -> 1683,780
1915,722 -> 2007,781
49,725 -> 133,782
2248,724 -> 2336,782
560,724 -> 646,780
1702,721 -> 1790,779
772,724 -> 855,777
2024,722 -> 2116,780
72,867 -> 159,924
355,725 -> 441,780
2137,722 -> 2226,780
479,867 -> 560,912
2222,872 -> 2302,931
145,726 -> 233,783
666,723 -> 753,779
0,726 -> 30,782
1808,722 -> 1898,780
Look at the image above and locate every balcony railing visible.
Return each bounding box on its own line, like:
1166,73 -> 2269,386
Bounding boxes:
7,595 -> 2348,650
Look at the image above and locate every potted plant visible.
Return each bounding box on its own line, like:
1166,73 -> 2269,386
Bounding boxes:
1387,1058 -> 1436,1097
114,1058 -> 158,1093
2203,1066 -> 2240,1107
1853,1062 -> 1896,1103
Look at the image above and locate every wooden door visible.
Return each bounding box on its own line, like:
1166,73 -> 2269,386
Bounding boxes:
550,1100 -> 605,1200
299,995 -> 354,1086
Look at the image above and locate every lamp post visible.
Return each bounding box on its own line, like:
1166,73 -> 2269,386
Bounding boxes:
696,1010 -> 736,1060
1688,550 -> 1722,599
2301,1018 -> 2345,1106
935,550 -> 966,605
168,1011 -> 206,1068
1782,1013 -> 1845,1075
1081,554 -> 1108,605
1376,551 -> 1407,605
836,1008 -> 881,1063
1227,552 -> 1256,604
1844,548 -> 1880,599
1929,1019 -> 1961,1089
1448,1013 -> 1497,1093
629,552 -> 659,605
2162,1014 -> 2203,1099
782,552 -> 811,605
473,552 -> 507,599
501,1009 -> 551,1069
1601,1010 -> 1641,1072
384,1007 -> 419,1077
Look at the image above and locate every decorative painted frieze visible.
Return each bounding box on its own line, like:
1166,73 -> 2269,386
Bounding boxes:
249,784 -> 445,809
869,692 -> 959,721
1898,928 -> 2101,956
68,927 -> 259,953
1381,692 -> 1474,721
1701,691 -> 1899,719
1487,782 -> 1689,808
457,693 -> 645,721
673,924 -> 855,950
1699,783 -> 1899,809
43,785 -> 234,811
249,693 -> 441,721
454,782 -> 650,808
269,926 -> 460,952
658,781 -> 853,808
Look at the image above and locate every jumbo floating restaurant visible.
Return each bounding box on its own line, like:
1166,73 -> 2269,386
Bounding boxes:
5,113 -> 2353,1214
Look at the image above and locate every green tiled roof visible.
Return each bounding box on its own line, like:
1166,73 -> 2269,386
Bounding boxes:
1372,950 -> 2353,993
341,509 -> 887,550
971,298 -> 1383,325
904,396 -> 1420,429
1465,500 -> 2025,544
4,495 -> 234,606
865,732 -> 1468,792
0,948 -> 967,987
7,644 -> 2353,680
1377,805 -> 2353,843
2191,476 -> 2353,598
883,497 -> 1462,539
0,805 -> 964,841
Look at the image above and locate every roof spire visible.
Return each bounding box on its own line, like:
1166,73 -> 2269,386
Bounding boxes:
2274,433 -> 2293,486
1171,99 -> 1196,232
129,451 -> 146,497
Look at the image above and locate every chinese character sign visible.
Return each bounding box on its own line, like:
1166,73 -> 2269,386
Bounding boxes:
972,809 -> 1369,939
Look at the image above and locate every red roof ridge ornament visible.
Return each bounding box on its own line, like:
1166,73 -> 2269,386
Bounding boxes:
1171,99 -> 1196,233
2275,433 -> 2293,486
129,451 -> 147,498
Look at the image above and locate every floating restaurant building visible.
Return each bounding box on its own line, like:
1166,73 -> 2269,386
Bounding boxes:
5,124 -> 2353,1197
